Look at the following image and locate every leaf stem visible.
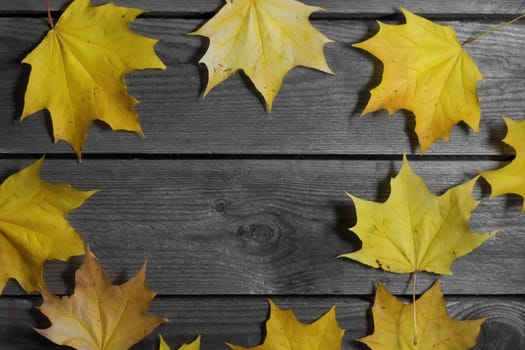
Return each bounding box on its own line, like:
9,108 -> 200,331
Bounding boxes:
463,13 -> 525,46
412,272 -> 418,346
45,0 -> 54,29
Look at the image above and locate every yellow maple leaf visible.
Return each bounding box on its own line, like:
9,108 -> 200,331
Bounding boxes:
0,158 -> 95,294
36,248 -> 168,350
21,0 -> 166,158
339,155 -> 496,275
360,280 -> 485,350
227,300 -> 344,350
480,116 -> 525,211
159,335 -> 201,350
354,8 -> 482,154
190,0 -> 333,112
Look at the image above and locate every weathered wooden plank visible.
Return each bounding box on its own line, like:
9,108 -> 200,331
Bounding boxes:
1,18 -> 524,155
0,64 -> 521,156
0,158 -> 523,296
2,0 -> 525,16
2,18 -> 524,72
0,4 -> 521,350
1,296 -> 523,349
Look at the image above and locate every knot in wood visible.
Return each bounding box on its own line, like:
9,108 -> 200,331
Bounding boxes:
238,223 -> 276,243
212,199 -> 229,213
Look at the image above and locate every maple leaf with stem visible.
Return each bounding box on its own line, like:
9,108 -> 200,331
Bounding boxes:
226,300 -> 344,350
360,280 -> 485,349
36,247 -> 168,350
0,158 -> 96,294
339,154 -> 496,275
190,0 -> 334,112
353,8 -> 482,154
22,0 -> 166,158
480,116 -> 525,211
159,335 -> 201,350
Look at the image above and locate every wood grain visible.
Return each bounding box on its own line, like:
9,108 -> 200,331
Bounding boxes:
0,158 -> 522,296
3,0 -> 525,16
0,2 -> 523,349
0,296 -> 522,349
1,18 -> 524,155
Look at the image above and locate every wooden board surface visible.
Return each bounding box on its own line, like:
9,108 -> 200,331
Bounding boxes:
1,296 -> 524,350
0,0 -> 523,348
1,18 -> 525,155
0,158 -> 522,296
4,0 -> 525,15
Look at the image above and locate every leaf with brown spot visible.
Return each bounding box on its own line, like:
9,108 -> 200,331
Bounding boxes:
361,280 -> 485,349
354,8 -> 482,154
340,155 -> 496,275
36,248 -> 167,350
22,0 -> 165,158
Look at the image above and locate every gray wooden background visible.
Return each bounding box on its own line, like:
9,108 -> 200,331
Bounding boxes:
0,0 -> 524,349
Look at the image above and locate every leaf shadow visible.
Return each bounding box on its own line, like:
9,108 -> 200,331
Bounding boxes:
188,36 -> 267,111
476,171 -> 494,200
502,194 -> 523,212
349,48 -> 381,117
15,64 -> 55,143
248,302 -> 270,348
39,110 -> 55,145
239,72 -> 269,113
30,302 -> 66,349
349,47 -> 421,154
59,255 -> 83,295
188,35 -> 210,98
0,165 -> 21,182
14,16 -> 50,122
351,294 -> 375,350
477,117 -> 520,209
110,267 -> 134,286
353,339 -> 371,350
30,297 -> 51,329
12,64 -> 31,123
29,304 -> 64,349
15,45 -> 129,145
333,199 -> 360,252
487,118 -> 513,155
482,184 -> 525,212
475,149 -> 521,212
349,12 -> 401,118
185,0 -> 226,98
92,119 -> 115,132
333,161 -> 397,252
375,161 -> 397,202
399,110 -> 419,154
